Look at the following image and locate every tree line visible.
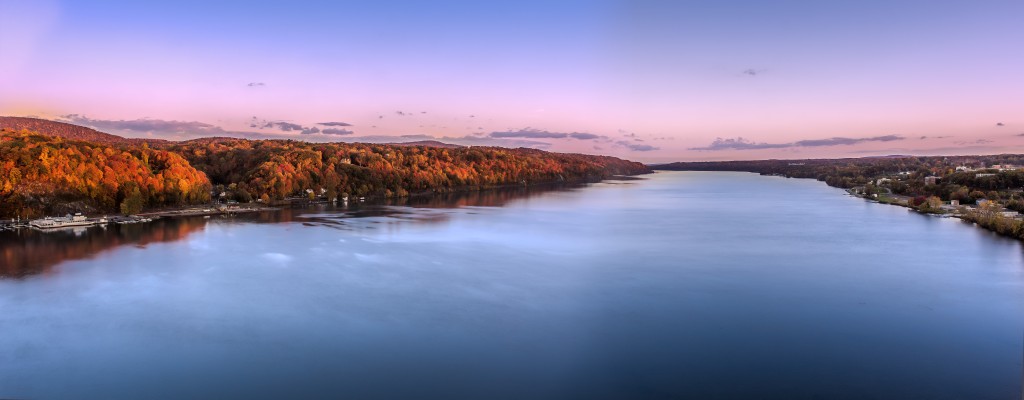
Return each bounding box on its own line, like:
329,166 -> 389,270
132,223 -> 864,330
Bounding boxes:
0,121 -> 650,218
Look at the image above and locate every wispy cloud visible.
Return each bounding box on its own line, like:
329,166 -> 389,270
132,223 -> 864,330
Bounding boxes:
742,68 -> 765,76
253,118 -> 338,136
247,82 -> 266,87
614,140 -> 659,152
61,114 -> 226,135
490,129 -> 567,139
569,132 -> 601,140
689,137 -> 790,151
57,114 -> 658,152
332,134 -> 550,149
955,138 -> 993,145
690,135 -> 905,151
57,114 -> 300,140
489,128 -> 606,140
794,135 -> 903,147
626,144 -> 658,151
488,128 -> 658,151
322,128 -> 354,136
261,121 -> 304,131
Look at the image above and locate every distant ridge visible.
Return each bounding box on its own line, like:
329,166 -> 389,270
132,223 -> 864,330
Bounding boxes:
0,116 -> 170,146
384,140 -> 462,149
1,117 -> 468,149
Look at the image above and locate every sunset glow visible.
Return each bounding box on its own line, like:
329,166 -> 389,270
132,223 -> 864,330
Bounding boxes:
2,0 -> 1022,162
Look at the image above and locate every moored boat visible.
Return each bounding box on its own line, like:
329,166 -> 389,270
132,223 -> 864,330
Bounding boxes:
30,213 -> 95,229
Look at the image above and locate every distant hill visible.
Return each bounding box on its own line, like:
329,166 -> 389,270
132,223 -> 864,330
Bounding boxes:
385,140 -> 463,149
0,117 -> 170,146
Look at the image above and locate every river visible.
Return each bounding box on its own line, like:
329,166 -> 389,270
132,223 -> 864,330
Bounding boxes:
1,171 -> 1022,399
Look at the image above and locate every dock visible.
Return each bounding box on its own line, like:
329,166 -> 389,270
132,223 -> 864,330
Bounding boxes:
2,205 -> 275,233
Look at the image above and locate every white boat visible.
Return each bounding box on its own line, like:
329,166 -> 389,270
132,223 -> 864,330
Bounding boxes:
29,213 -> 94,229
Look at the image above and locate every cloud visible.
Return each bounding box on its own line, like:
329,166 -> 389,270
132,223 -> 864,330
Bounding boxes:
253,118 -> 331,135
742,68 -> 765,76
247,82 -> 265,87
793,135 -> 903,147
58,114 -> 303,140
318,121 -> 352,127
55,114 -> 659,152
614,140 -> 659,152
489,128 -> 606,140
261,121 -> 304,131
395,111 -> 408,116
60,114 -> 225,135
331,134 -> 551,149
491,128 -> 568,139
690,135 -> 905,151
955,139 -> 993,145
569,132 -> 601,140
996,122 -> 1005,126
689,137 -> 791,151
626,144 -> 659,151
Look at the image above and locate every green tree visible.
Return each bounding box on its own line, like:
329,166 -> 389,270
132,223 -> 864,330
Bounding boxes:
120,187 -> 145,215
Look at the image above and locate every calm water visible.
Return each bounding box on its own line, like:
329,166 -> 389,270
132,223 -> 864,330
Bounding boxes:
1,171 -> 1022,399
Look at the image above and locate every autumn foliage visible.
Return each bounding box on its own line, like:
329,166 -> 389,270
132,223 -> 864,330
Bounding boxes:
0,119 -> 650,218
0,129 -> 210,218
172,138 -> 650,201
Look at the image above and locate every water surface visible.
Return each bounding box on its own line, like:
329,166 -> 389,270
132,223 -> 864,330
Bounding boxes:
1,171 -> 1022,399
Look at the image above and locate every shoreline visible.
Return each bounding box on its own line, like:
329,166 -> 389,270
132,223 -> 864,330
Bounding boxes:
717,170 -> 1024,242
3,174 -> 647,233
651,169 -> 1024,242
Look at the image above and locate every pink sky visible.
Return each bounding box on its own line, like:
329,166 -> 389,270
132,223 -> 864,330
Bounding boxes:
2,0 -> 1022,163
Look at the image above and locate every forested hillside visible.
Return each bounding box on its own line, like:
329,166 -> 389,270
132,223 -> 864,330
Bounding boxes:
171,138 -> 649,202
0,119 -> 650,218
0,117 -> 169,146
0,130 -> 210,218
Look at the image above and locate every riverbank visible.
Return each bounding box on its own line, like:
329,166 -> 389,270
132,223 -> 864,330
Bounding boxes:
137,204 -> 277,219
1,204 -> 277,233
793,173 -> 1024,241
655,156 -> 1024,242
3,174 -> 646,233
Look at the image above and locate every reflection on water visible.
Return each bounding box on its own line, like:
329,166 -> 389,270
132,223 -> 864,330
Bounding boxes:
0,218 -> 208,278
0,182 -> 588,278
1,172 -> 1021,399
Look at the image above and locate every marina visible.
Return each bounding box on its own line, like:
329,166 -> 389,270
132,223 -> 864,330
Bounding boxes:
0,205 -> 276,233
29,213 -> 105,229
2,213 -> 154,232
